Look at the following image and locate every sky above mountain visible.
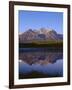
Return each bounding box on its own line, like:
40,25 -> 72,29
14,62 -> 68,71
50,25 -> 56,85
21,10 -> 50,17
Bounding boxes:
19,10 -> 63,34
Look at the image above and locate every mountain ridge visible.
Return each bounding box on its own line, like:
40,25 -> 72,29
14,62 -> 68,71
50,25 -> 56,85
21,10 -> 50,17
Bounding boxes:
19,28 -> 63,43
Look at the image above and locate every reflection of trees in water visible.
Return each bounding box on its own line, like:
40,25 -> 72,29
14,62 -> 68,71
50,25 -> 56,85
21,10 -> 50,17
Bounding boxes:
19,51 -> 63,65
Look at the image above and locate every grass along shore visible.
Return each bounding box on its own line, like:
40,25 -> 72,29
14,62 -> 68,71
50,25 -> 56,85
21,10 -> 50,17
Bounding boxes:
19,40 -> 63,48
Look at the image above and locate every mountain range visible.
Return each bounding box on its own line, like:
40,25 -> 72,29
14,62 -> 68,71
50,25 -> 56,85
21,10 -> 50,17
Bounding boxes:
19,28 -> 63,43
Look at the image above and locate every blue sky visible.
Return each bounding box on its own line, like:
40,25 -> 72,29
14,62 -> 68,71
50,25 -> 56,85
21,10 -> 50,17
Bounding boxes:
19,10 -> 63,34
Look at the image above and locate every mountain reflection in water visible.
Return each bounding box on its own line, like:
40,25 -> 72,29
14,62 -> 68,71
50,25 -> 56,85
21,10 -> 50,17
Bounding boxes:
19,49 -> 63,79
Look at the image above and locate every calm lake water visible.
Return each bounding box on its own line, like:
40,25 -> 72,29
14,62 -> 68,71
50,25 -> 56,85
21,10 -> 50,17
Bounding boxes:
19,48 -> 63,79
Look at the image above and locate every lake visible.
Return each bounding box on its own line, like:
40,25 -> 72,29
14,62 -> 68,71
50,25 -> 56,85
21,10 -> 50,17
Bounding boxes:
19,48 -> 63,79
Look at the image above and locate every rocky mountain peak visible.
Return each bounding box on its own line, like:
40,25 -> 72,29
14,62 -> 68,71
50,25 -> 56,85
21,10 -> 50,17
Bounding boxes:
19,28 -> 63,43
